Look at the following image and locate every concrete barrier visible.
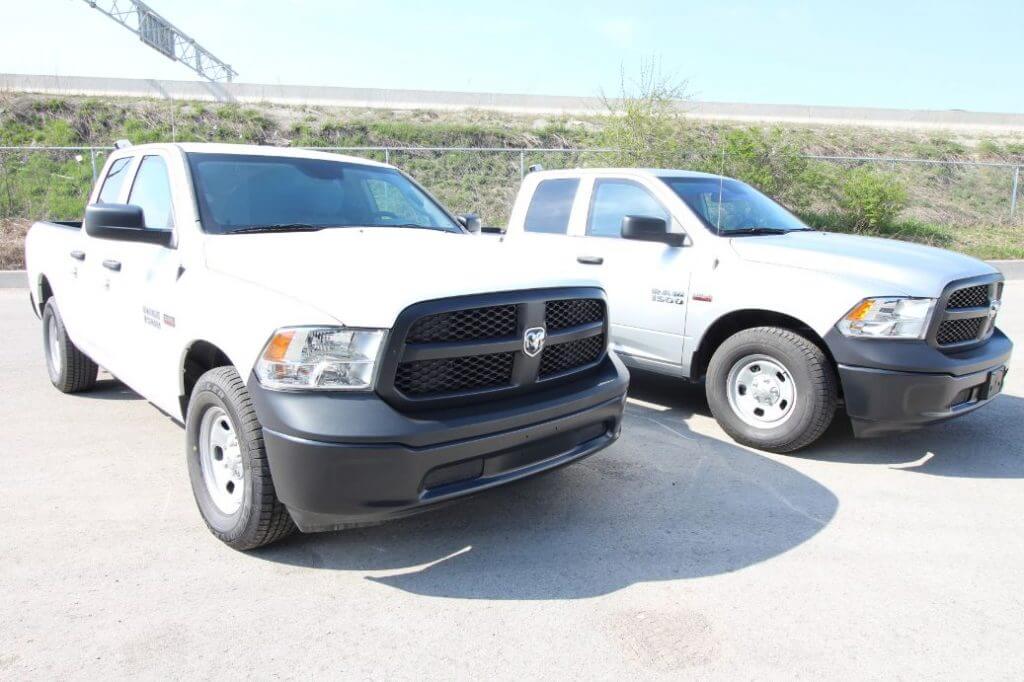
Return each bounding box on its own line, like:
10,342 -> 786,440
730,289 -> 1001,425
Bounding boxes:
0,271 -> 27,288
5,73 -> 1024,132
989,260 -> 1024,281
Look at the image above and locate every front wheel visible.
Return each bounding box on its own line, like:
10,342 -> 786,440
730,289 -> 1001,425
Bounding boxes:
706,327 -> 837,453
185,366 -> 295,549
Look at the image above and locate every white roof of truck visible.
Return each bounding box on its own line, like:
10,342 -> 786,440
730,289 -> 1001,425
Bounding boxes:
529,167 -> 725,180
120,142 -> 391,168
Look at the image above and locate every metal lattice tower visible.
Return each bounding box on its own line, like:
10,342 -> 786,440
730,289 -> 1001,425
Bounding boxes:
82,1 -> 237,82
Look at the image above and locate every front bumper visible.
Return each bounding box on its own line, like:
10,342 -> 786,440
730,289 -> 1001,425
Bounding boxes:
248,354 -> 629,532
826,328 -> 1013,437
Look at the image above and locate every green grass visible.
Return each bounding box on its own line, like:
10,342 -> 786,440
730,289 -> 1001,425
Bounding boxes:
1,92 -> 1022,269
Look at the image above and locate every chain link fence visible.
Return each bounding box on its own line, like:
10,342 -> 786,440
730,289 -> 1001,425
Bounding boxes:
2,145 -> 1022,268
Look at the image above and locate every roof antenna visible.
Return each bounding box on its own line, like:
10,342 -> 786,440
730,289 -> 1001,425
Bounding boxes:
528,164 -> 544,173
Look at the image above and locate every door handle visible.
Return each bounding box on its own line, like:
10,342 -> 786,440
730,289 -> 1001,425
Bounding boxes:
577,255 -> 604,265
102,259 -> 122,272
70,250 -> 86,261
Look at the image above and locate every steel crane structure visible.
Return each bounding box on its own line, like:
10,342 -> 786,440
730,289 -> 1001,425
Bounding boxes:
81,1 -> 237,82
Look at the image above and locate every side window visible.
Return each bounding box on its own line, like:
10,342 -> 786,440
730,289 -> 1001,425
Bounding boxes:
524,178 -> 579,234
587,179 -> 670,239
96,157 -> 133,203
127,155 -> 174,230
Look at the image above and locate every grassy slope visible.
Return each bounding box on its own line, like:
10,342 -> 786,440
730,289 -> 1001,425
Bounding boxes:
2,93 -> 1023,268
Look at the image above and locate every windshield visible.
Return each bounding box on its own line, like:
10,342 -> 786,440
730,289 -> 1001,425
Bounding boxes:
661,177 -> 809,234
187,153 -> 462,234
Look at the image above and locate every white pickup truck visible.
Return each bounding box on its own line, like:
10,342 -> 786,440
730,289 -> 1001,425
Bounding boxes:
500,168 -> 1011,452
24,143 -> 628,549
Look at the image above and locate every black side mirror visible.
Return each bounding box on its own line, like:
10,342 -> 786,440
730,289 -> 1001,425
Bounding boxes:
456,213 -> 482,233
84,203 -> 174,247
621,215 -> 685,246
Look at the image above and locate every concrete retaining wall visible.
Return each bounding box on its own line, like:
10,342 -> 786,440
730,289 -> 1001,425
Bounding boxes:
5,73 -> 1024,132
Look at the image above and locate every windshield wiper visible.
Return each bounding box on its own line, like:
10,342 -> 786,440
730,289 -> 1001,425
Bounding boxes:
725,227 -> 795,236
377,223 -> 456,232
228,223 -> 327,234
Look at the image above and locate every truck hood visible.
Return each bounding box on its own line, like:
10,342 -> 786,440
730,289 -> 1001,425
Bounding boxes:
204,228 -> 599,327
729,231 -> 997,296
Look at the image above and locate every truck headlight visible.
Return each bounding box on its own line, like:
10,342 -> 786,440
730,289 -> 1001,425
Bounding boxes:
837,297 -> 935,339
255,327 -> 386,390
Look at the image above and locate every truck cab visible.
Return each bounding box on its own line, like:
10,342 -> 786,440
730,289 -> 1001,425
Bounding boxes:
502,168 -> 1011,452
24,144 -> 629,549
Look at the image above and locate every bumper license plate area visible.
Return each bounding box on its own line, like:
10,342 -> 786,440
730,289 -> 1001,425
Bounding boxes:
979,367 -> 1007,401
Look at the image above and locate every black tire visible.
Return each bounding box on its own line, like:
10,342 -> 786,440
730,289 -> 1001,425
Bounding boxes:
42,299 -> 98,394
706,326 -> 837,453
185,366 -> 295,550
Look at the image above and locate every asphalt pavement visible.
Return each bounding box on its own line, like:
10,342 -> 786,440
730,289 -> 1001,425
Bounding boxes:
1,285 -> 1022,679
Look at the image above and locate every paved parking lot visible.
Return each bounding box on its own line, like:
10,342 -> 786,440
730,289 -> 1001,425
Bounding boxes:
2,284 -> 1022,679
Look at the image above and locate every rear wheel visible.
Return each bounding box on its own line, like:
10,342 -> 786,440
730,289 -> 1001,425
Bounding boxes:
42,299 -> 98,393
185,366 -> 295,549
706,326 -> 837,453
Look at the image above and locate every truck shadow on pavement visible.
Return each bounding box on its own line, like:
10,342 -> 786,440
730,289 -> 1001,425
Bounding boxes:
795,393 -> 1024,478
82,378 -> 144,401
255,371 -> 839,600
626,370 -> 1024,479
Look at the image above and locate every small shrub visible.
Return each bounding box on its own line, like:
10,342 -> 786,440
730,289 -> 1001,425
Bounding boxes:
598,60 -> 690,168
838,167 -> 908,229
977,139 -> 1002,157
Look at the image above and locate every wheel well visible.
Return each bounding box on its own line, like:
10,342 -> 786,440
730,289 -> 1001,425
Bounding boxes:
38,275 -> 53,315
689,309 -> 835,381
180,341 -> 232,419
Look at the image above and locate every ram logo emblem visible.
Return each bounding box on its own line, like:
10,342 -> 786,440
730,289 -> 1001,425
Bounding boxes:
523,327 -> 546,357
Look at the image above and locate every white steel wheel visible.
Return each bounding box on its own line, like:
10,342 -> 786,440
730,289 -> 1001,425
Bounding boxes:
198,406 -> 245,515
706,327 -> 838,453
185,366 -> 295,549
726,354 -> 797,429
45,313 -> 62,379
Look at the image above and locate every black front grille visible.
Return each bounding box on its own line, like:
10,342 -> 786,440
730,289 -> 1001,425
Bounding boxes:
936,317 -> 985,345
394,352 -> 515,395
546,299 -> 605,330
933,279 -> 1001,349
946,285 -> 989,310
384,291 -> 607,405
407,304 -> 517,343
540,335 -> 605,378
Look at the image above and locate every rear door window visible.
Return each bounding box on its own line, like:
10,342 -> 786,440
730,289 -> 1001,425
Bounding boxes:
524,178 -> 579,234
96,157 -> 133,203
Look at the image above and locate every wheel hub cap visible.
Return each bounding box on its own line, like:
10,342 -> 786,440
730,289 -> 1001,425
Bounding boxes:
198,406 -> 244,515
726,355 -> 797,429
47,316 -> 61,376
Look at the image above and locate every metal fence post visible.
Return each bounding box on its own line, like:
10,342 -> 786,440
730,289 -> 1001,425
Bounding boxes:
519,150 -> 525,180
1011,166 -> 1020,219
89,148 -> 98,183
384,147 -> 390,165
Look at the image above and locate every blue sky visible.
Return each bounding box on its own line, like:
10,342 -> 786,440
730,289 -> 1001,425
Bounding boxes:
3,0 -> 1021,112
